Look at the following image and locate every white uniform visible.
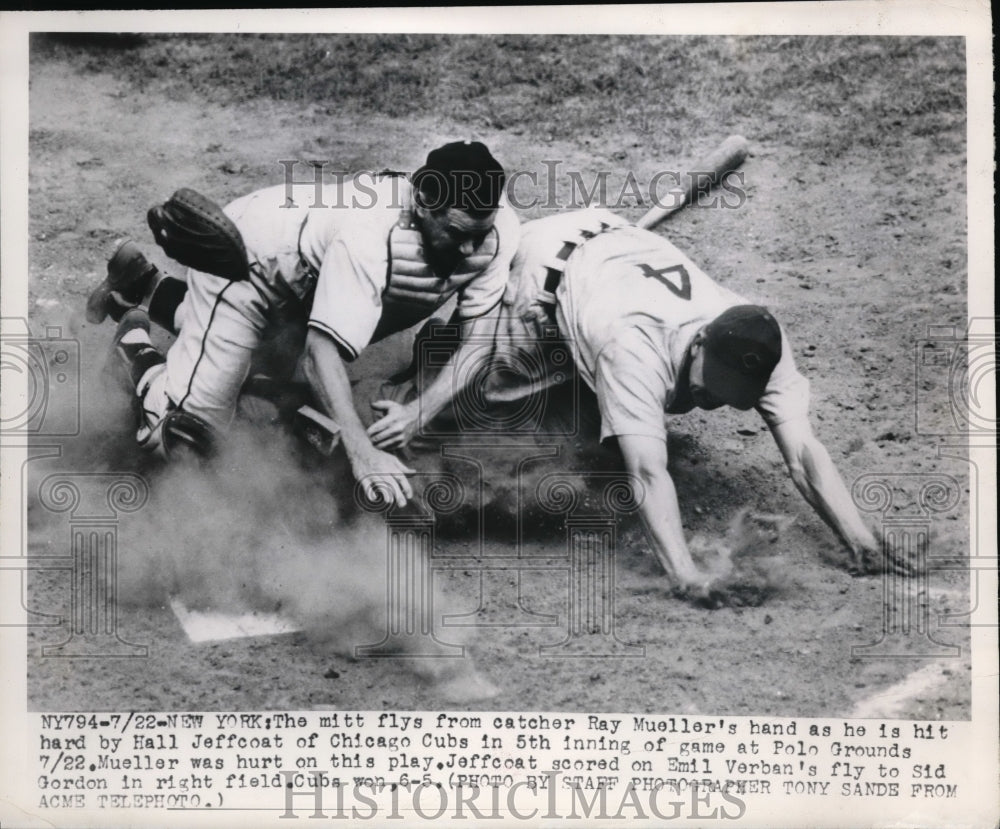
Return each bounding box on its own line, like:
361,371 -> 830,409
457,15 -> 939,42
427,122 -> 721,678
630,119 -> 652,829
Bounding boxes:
501,209 -> 809,442
138,176 -> 520,437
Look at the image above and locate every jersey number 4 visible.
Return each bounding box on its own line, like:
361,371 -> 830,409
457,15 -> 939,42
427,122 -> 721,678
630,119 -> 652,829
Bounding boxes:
638,263 -> 691,300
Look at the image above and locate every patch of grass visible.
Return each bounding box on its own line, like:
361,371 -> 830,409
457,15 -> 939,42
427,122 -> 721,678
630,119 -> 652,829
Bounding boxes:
31,33 -> 966,162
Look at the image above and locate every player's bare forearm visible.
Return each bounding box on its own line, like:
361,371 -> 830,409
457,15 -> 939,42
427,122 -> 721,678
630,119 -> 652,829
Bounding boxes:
618,434 -> 707,589
303,330 -> 376,457
416,333 -> 480,422
304,328 -> 413,505
369,314 -> 491,449
770,418 -> 877,556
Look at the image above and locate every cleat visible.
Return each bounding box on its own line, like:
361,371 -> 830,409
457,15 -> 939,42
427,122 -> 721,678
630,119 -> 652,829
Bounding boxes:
107,239 -> 157,292
86,238 -> 159,324
87,287 -> 137,325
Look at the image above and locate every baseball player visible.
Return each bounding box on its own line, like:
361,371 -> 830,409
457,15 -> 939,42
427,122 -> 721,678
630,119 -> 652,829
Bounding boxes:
369,208 -> 883,599
86,141 -> 520,507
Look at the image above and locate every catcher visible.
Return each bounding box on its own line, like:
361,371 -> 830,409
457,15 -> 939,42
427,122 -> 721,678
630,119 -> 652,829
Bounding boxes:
368,209 -> 884,599
85,141 -> 519,507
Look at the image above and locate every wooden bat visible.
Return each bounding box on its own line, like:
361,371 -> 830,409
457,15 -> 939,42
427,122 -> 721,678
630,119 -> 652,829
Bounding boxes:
636,134 -> 750,230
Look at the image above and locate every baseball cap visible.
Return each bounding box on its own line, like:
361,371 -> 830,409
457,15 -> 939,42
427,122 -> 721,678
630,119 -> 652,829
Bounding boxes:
699,304 -> 782,409
412,140 -> 506,216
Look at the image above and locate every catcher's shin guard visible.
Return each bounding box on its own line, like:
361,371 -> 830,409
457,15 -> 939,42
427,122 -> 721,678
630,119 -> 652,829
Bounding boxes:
109,310 -> 216,462
109,308 -> 166,393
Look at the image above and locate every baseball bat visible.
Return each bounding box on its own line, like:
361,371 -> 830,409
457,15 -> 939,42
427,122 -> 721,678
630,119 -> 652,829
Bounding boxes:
636,134 -> 749,230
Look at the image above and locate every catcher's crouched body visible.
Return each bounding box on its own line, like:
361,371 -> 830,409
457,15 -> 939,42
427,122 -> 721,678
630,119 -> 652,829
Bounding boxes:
88,141 -> 521,515
93,187 -> 257,461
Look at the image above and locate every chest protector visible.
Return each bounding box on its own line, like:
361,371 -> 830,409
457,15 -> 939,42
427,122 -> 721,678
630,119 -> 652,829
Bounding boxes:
383,211 -> 499,311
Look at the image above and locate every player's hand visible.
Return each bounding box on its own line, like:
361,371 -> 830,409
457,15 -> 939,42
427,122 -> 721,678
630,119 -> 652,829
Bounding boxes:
521,300 -> 551,327
368,400 -> 420,450
674,577 -> 729,610
850,535 -> 919,578
846,541 -> 883,576
348,444 -> 415,508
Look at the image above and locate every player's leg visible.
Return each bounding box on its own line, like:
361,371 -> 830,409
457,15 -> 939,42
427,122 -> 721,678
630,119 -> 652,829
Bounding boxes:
161,270 -> 269,432
109,267 -> 269,458
107,308 -> 213,459
109,307 -> 166,400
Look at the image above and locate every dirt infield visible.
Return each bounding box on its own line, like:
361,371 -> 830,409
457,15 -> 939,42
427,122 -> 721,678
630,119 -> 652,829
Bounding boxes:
23,34 -> 971,717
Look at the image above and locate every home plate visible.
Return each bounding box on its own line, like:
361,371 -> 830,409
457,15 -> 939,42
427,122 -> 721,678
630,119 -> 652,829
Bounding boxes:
169,597 -> 301,643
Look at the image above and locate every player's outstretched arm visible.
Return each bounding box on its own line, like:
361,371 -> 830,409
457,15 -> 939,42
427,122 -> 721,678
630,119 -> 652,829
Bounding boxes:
303,328 -> 414,507
368,313 -> 494,450
618,434 -> 715,595
768,416 -> 879,570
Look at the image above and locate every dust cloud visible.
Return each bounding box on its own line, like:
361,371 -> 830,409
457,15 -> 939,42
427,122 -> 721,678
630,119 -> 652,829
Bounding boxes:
27,336 -> 495,700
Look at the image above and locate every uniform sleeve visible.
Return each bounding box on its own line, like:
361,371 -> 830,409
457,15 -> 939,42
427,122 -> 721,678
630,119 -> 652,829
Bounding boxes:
456,200 -> 521,319
593,328 -> 672,443
756,327 -> 811,427
307,227 -> 386,360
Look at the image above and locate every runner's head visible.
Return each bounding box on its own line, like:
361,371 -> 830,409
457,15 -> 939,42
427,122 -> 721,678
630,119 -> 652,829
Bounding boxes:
689,305 -> 782,410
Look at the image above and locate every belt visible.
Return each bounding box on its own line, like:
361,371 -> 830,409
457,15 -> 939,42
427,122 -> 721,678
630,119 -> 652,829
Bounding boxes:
538,222 -> 611,318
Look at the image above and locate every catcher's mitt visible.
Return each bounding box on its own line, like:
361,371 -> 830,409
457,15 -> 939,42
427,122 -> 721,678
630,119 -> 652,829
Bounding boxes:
147,188 -> 249,281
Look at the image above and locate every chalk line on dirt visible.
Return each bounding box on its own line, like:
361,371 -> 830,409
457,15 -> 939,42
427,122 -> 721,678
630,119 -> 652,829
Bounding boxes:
849,661 -> 956,719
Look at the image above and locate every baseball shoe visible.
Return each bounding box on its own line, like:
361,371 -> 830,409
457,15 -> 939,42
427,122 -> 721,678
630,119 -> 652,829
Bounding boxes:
112,306 -> 152,346
85,238 -> 159,324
